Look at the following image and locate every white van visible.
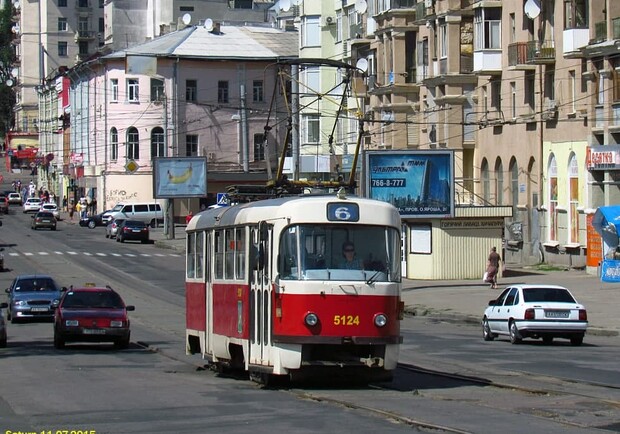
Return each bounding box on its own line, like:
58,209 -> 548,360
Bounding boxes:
103,202 -> 163,227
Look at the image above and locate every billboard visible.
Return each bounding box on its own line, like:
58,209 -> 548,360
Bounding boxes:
153,157 -> 207,198
365,150 -> 454,218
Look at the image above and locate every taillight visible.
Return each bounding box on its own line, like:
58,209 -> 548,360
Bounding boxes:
579,309 -> 587,321
524,308 -> 535,320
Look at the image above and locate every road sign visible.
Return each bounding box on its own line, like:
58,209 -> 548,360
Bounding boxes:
216,193 -> 230,206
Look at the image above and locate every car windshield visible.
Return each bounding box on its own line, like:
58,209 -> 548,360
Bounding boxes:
14,278 -> 58,292
522,287 -> 577,303
62,291 -> 125,308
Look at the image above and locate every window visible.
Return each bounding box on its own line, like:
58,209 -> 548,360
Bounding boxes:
509,13 -> 515,43
127,79 -> 139,102
58,18 -> 68,32
597,69 -> 605,105
336,11 -> 342,43
58,0 -> 67,6
58,41 -> 68,57
439,22 -> 447,58
186,232 -> 204,280
186,135 -> 198,156
254,133 -> 265,161
230,0 -> 252,9
545,69 -> 555,101
78,17 -> 89,32
510,82 -> 516,118
474,8 -> 501,50
151,127 -> 165,158
301,15 -> 320,47
510,158 -> 518,208
110,128 -> 118,161
99,17 -> 104,32
110,79 -> 118,102
180,6 -> 194,11
252,80 -> 263,103
525,71 -> 535,112
218,81 -> 228,103
564,0 -> 587,29
151,79 -> 164,102
481,158 -> 490,202
214,231 -> 224,279
235,227 -> 245,280
495,158 -> 503,206
127,127 -> 140,160
302,114 -> 320,143
78,41 -> 89,55
302,67 -> 319,94
569,154 -> 579,243
186,79 -> 197,102
549,154 -> 558,241
570,70 -> 577,110
491,80 -> 501,111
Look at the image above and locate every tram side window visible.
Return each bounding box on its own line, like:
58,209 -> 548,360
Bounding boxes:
195,231 -> 204,279
186,233 -> 196,279
214,230 -> 224,279
279,226 -> 299,279
235,228 -> 245,280
225,229 -> 235,279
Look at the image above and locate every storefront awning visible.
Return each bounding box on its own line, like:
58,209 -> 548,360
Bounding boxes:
592,205 -> 620,248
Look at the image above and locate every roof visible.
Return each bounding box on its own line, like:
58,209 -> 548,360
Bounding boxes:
104,24 -> 299,61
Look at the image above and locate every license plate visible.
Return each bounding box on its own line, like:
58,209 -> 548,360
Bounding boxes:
41,219 -> 51,223
545,310 -> 569,318
30,307 -> 49,312
83,329 -> 106,335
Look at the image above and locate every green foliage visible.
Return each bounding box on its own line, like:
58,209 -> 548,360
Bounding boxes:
0,1 -> 16,137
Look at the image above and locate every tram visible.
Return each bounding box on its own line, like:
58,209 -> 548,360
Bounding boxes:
185,190 -> 403,382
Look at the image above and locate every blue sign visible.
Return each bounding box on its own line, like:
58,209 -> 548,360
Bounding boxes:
153,157 -> 207,198
216,193 -> 230,206
327,202 -> 359,222
601,260 -> 620,282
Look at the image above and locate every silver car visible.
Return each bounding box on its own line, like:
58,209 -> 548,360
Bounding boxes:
105,217 -> 125,239
5,274 -> 65,323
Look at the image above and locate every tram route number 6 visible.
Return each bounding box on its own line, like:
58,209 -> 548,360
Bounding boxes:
327,203 -> 360,222
333,315 -> 360,326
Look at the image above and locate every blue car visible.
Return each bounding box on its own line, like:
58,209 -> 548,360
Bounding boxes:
5,274 -> 66,323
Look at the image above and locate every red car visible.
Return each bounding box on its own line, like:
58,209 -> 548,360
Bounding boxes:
53,285 -> 135,349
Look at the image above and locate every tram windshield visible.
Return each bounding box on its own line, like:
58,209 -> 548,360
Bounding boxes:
278,224 -> 401,282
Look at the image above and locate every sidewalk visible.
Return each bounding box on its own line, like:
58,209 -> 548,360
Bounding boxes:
62,215 -> 620,338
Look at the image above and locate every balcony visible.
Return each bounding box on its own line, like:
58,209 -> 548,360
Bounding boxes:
563,28 -> 589,57
75,30 -> 96,41
508,41 -> 555,67
414,1 -> 435,23
473,49 -> 502,74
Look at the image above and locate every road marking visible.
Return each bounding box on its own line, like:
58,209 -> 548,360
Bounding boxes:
125,253 -> 136,257
111,253 -> 122,257
154,254 -> 166,257
83,252 -> 92,256
95,253 -> 106,256
140,254 -> 151,257
9,252 -> 19,256
54,251 -> 63,255
67,251 -> 78,255
24,252 -> 33,256
38,252 -> 49,255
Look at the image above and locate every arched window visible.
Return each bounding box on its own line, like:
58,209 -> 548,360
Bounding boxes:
481,158 -> 490,202
151,127 -> 165,158
548,154 -> 558,241
568,154 -> 579,243
495,157 -> 503,205
110,127 -> 118,161
127,127 -> 139,160
510,157 -> 518,208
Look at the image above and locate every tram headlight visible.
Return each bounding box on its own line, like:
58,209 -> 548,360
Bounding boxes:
374,313 -> 388,328
304,312 -> 319,327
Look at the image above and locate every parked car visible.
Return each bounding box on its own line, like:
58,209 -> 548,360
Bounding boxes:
116,219 -> 150,244
8,192 -> 22,205
482,284 -> 588,346
0,302 -> 7,347
79,210 -> 111,229
53,285 -> 135,349
23,197 -> 42,213
40,203 -> 60,220
0,194 -> 8,214
105,217 -> 125,239
5,274 -> 65,323
31,211 -> 57,230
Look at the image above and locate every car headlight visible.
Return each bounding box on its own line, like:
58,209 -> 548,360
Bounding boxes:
65,320 -> 79,326
14,300 -> 27,306
374,313 -> 388,327
304,312 -> 319,327
110,320 -> 124,327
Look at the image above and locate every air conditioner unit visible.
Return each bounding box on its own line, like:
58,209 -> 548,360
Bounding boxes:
207,152 -> 216,160
324,16 -> 335,26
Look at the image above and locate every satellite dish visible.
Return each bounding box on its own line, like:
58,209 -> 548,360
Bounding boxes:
354,0 -> 367,14
203,18 -> 213,31
182,13 -> 191,25
5,79 -> 13,87
355,58 -> 368,73
11,67 -> 18,77
13,0 -> 20,9
524,0 -> 541,19
280,0 -> 291,12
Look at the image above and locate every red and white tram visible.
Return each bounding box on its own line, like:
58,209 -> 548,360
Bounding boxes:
185,191 -> 403,381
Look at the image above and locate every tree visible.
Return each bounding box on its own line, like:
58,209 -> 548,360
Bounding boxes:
0,1 -> 17,138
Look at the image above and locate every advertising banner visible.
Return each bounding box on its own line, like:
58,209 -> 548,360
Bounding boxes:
153,157 -> 207,198
366,150 -> 454,218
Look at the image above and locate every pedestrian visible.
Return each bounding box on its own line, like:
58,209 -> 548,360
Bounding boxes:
485,246 -> 502,289
69,201 -> 75,221
62,196 -> 67,212
186,211 -> 193,224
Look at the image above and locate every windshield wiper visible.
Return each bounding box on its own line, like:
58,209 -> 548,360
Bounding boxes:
366,270 -> 381,285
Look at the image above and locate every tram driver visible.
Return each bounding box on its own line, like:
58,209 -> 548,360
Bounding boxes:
339,241 -> 363,270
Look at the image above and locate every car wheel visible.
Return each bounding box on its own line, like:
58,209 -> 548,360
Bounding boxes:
51,226 -> 56,231
6,310 -> 11,321
570,335 -> 584,346
509,320 -> 522,344
150,219 -> 156,228
0,337 -> 6,348
53,332 -> 65,349
10,316 -> 19,324
88,220 -> 96,229
114,336 -> 130,349
482,318 -> 494,341
116,236 -> 120,242
141,239 -> 147,244
542,336 -> 554,345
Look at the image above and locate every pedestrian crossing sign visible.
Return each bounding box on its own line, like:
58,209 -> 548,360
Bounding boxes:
216,193 -> 230,206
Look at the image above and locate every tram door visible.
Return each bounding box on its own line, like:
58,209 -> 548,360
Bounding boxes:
204,231 -> 212,358
249,223 -> 273,366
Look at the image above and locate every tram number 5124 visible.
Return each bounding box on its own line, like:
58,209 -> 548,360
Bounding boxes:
333,315 -> 360,326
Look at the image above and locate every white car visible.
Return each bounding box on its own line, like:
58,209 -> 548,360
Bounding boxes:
23,197 -> 42,213
482,284 -> 588,346
40,203 -> 60,220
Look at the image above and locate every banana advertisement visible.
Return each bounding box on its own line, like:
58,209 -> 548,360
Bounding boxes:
153,157 -> 207,198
